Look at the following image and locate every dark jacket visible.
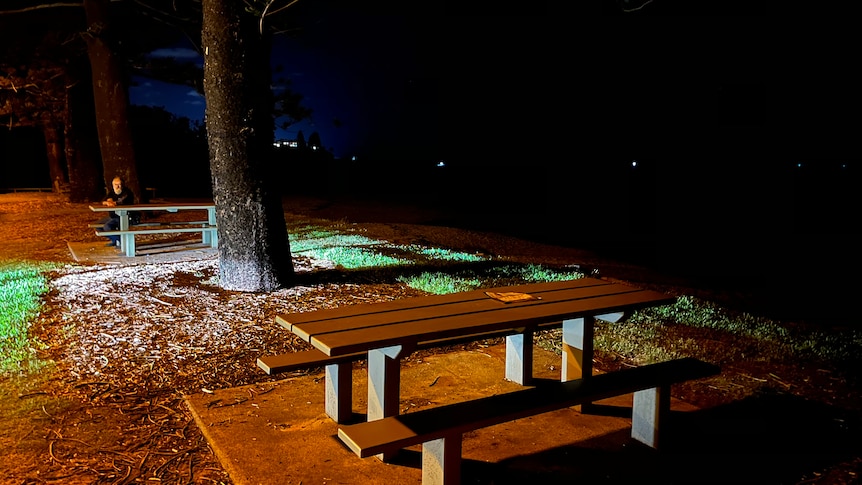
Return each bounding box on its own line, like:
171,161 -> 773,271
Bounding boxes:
105,188 -> 140,224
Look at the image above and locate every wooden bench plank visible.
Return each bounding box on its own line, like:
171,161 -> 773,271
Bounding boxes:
337,357 -> 719,484
91,221 -> 210,229
95,226 -> 216,236
257,349 -> 368,423
256,349 -> 365,374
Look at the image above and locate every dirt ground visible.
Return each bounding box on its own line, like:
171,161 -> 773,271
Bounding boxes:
0,192 -> 860,484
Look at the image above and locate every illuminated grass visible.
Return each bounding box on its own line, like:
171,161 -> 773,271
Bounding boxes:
397,272 -> 483,294
398,264 -> 583,295
400,246 -> 486,262
288,228 -> 487,269
532,294 -> 862,365
311,246 -> 407,269
289,232 -> 407,268
0,261 -> 56,373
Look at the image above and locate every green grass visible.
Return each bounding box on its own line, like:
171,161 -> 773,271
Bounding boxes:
287,227 -> 489,269
397,272 -> 483,294
0,261 -> 56,373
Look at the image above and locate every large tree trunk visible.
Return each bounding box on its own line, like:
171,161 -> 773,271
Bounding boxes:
201,0 -> 294,292
82,0 -> 141,201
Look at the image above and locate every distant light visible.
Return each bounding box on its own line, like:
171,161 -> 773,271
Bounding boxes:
436,160 -> 446,168
351,155 -> 357,162
631,160 -> 638,168
797,163 -> 803,168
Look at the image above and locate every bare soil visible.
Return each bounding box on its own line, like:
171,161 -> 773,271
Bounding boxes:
0,192 -> 860,485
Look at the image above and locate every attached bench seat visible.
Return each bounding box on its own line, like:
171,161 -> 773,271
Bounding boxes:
95,224 -> 217,257
257,349 -> 365,374
257,349 -> 368,421
90,220 -> 210,229
337,357 -> 719,484
95,226 -> 216,237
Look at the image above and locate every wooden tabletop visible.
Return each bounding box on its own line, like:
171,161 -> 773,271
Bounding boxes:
277,278 -> 676,357
89,202 -> 215,212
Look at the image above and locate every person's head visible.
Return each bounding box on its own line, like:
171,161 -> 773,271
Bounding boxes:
111,177 -> 124,195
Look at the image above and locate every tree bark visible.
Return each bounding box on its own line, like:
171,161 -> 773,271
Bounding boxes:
201,0 -> 294,292
82,0 -> 141,201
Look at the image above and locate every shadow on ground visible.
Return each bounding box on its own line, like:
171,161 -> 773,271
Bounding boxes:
188,344 -> 859,485
452,389 -> 860,484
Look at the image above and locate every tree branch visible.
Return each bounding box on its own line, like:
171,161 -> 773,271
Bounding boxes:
259,0 -> 302,35
0,2 -> 82,15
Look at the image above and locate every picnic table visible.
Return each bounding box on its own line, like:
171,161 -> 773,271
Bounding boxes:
267,278 -> 719,483
89,201 -> 218,257
272,277 -> 678,423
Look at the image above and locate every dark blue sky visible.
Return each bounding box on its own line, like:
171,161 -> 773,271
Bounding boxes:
129,10 -> 569,162
129,7 -> 860,170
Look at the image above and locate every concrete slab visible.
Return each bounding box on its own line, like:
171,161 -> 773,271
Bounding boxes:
67,240 -> 216,265
185,344 -> 701,485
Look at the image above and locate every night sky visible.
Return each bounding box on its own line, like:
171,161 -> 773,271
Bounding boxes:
131,7 -> 860,166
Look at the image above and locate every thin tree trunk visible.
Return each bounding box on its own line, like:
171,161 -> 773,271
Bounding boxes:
202,0 -> 294,292
42,122 -> 66,193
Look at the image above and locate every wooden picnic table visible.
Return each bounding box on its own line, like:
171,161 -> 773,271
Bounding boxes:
89,201 -> 217,257
275,277 -> 677,423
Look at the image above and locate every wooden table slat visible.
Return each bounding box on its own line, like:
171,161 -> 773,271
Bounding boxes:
89,202 -> 215,212
277,278 -> 614,329
280,278 -> 628,329
306,290 -> 676,356
286,282 -> 651,341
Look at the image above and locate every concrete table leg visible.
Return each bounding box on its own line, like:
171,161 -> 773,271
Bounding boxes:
324,361 -> 353,423
423,434 -> 463,485
505,330 -> 534,385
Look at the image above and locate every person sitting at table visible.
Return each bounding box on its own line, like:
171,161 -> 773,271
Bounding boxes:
98,176 -> 139,247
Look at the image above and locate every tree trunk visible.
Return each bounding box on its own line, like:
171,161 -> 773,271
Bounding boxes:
66,67 -> 105,203
82,0 -> 141,202
201,0 -> 294,292
42,122 -> 66,193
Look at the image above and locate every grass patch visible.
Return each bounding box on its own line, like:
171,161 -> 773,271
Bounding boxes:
397,272 -> 483,294
0,261 -> 57,374
397,264 -> 584,295
288,225 -> 488,270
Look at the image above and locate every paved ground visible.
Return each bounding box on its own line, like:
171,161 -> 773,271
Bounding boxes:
184,344 -> 702,485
